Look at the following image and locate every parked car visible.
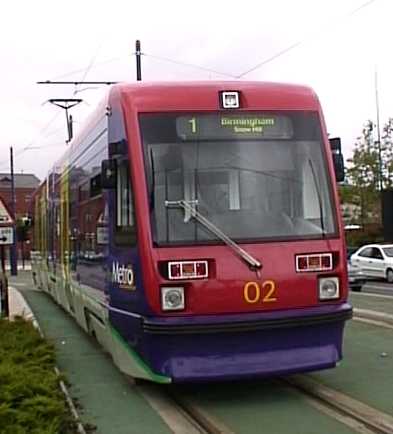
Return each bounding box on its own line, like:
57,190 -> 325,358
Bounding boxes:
347,261 -> 366,291
347,247 -> 366,291
350,244 -> 393,283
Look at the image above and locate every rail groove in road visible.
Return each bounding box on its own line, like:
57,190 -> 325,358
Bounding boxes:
137,375 -> 393,434
353,308 -> 393,330
286,375 -> 393,434
136,383 -> 235,434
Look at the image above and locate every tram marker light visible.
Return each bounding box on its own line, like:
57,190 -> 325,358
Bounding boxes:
161,286 -> 185,311
168,260 -> 208,280
220,91 -> 240,109
296,253 -> 333,272
318,277 -> 339,300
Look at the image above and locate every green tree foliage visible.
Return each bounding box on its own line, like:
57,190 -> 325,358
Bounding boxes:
345,120 -> 381,225
342,117 -> 393,239
382,117 -> 393,188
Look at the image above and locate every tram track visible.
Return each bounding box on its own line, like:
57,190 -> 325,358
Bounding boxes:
285,375 -> 393,434
353,308 -> 393,330
135,382 -> 235,434
136,374 -> 393,434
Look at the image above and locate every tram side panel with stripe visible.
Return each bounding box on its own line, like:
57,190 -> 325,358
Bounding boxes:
31,81 -> 352,383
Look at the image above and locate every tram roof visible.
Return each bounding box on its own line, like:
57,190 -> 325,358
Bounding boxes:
51,80 -> 321,174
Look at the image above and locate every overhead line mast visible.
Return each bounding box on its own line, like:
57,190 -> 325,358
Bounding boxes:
37,40 -> 143,143
37,81 -> 118,85
46,99 -> 82,143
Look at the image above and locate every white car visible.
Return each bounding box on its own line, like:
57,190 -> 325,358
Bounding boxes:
350,244 -> 393,283
347,261 -> 366,291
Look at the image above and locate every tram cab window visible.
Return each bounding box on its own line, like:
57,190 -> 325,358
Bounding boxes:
114,160 -> 136,245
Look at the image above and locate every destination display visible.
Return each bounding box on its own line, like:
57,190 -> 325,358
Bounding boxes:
176,113 -> 294,140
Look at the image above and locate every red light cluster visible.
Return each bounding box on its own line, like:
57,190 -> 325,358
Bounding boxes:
296,253 -> 333,272
168,261 -> 208,280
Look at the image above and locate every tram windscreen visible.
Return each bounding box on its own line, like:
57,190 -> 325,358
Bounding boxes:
140,112 -> 337,245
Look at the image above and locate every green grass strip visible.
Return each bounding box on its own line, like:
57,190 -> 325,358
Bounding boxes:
0,318 -> 74,434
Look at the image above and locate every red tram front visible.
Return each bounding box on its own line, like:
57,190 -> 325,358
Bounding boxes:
104,82 -> 351,382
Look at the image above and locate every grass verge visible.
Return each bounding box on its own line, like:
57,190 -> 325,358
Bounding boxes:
0,317 -> 75,434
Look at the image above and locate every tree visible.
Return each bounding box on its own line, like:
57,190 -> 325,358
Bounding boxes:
345,120 -> 381,226
381,117 -> 393,188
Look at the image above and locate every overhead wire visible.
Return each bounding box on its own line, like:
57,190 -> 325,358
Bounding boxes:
32,0 -> 381,86
236,0 -> 380,78
143,52 -> 237,79
4,0 -> 379,173
74,41 -> 106,95
51,56 -> 123,80
0,111 -> 63,170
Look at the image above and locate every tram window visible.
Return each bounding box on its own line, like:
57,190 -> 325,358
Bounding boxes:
114,161 -> 136,245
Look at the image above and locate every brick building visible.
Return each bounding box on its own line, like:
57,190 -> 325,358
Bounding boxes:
0,173 -> 40,217
0,173 -> 40,259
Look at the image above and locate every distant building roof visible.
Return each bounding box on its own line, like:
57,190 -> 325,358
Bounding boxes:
0,173 -> 40,189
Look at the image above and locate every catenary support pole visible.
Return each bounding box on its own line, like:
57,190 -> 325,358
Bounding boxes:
136,40 -> 142,81
10,146 -> 17,276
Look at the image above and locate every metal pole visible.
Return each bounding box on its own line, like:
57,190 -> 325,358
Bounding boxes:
10,146 -> 17,276
1,245 -> 5,273
136,40 -> 142,81
375,67 -> 383,191
65,106 -> 70,142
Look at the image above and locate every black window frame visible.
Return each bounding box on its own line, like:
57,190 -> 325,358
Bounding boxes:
113,158 -> 137,246
371,247 -> 384,260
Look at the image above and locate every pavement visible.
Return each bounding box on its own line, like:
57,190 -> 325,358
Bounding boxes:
5,270 -> 172,434
8,285 -> 34,321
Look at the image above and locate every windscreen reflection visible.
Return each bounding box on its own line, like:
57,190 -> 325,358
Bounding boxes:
141,113 -> 337,245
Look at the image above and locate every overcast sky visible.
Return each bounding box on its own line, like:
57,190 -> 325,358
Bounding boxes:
0,0 -> 389,180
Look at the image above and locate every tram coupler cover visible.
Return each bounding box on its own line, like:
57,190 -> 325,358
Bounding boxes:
0,272 -> 9,318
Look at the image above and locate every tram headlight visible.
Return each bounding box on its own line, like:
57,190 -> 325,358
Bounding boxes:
161,286 -> 185,311
318,277 -> 340,300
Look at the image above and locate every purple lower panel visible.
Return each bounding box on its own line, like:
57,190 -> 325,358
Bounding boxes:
140,321 -> 345,382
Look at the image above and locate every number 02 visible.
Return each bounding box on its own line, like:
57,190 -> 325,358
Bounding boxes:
243,280 -> 277,304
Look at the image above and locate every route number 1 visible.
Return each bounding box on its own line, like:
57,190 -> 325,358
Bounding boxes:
188,117 -> 197,133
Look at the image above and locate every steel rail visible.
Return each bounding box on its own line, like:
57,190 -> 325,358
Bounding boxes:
353,308 -> 393,330
284,375 -> 393,434
135,383 -> 235,434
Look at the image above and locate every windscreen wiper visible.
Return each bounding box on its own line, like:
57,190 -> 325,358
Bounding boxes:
165,200 -> 262,271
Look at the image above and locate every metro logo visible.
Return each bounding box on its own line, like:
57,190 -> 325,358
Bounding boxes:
112,261 -> 135,290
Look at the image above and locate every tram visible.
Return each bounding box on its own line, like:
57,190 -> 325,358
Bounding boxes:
31,81 -> 352,383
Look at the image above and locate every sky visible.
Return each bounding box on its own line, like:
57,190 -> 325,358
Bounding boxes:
0,0 -> 390,180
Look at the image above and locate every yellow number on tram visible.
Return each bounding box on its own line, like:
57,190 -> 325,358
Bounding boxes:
243,281 -> 261,304
243,280 -> 277,304
262,280 -> 277,302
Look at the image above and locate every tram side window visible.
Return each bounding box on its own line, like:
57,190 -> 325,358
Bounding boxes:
115,161 -> 136,245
